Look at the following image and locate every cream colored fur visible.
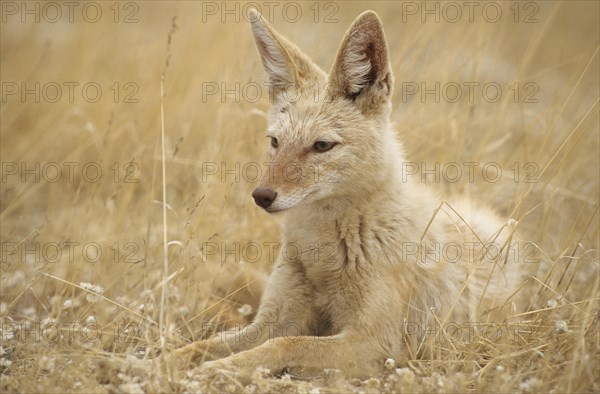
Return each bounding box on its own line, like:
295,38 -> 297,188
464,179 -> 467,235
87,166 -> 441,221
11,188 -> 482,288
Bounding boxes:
173,9 -> 525,378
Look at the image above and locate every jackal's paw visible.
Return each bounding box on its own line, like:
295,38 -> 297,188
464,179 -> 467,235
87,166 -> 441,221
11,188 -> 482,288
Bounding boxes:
166,345 -> 202,370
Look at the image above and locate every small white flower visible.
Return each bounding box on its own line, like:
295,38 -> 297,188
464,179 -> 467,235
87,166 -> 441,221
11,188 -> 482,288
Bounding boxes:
555,320 -> 568,334
519,377 -> 542,392
396,367 -> 415,379
280,372 -> 291,381
546,299 -> 557,309
436,376 -> 445,387
252,366 -> 271,379
384,358 -> 395,370
237,304 -> 253,316
80,282 -> 104,303
41,317 -> 57,328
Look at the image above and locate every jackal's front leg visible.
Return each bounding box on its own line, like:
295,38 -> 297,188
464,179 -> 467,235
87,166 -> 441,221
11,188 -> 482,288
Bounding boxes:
171,323 -> 269,367
198,332 -> 378,378
173,255 -> 317,367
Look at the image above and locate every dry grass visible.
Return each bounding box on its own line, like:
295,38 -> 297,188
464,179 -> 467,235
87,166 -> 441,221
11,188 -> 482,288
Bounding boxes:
1,1 -> 598,393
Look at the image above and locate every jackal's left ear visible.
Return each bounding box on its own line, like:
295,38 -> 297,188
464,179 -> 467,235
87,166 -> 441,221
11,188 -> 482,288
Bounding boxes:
329,11 -> 393,114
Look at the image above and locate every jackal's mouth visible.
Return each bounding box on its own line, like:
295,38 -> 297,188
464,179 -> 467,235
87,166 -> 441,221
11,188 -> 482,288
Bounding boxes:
264,206 -> 285,213
263,189 -> 318,213
263,201 -> 291,214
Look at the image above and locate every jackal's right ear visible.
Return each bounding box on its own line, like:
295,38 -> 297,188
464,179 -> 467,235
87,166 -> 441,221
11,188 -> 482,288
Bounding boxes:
249,9 -> 324,100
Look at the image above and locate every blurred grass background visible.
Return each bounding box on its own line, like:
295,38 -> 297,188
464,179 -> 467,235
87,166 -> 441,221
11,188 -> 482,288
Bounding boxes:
1,1 -> 598,392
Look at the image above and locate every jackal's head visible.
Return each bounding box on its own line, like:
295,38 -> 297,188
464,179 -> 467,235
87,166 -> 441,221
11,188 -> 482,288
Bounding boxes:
249,10 -> 399,213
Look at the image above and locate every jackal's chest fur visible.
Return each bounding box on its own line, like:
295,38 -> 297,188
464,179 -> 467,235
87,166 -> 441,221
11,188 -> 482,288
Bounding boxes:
281,204 -> 413,326
285,207 -> 374,276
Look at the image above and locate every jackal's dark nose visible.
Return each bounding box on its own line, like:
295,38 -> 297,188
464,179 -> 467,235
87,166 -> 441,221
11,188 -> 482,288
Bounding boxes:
252,187 -> 277,209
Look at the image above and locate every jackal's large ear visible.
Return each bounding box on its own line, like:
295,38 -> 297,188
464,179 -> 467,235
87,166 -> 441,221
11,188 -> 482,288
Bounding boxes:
249,9 -> 324,100
328,11 -> 393,114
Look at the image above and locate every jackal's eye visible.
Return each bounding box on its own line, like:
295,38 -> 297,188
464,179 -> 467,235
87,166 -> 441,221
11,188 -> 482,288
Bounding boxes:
313,141 -> 336,153
270,137 -> 278,149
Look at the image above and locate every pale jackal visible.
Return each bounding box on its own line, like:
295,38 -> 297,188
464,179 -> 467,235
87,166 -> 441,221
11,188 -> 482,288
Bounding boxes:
174,9 -> 524,378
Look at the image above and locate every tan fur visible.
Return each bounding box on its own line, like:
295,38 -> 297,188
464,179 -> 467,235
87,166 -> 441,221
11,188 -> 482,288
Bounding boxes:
173,10 -> 525,378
